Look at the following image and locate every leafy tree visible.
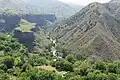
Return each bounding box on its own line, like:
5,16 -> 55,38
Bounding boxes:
66,54 -> 75,63
54,59 -> 73,71
74,60 -> 92,76
14,57 -> 22,67
75,53 -> 84,60
108,73 -> 118,80
22,63 -> 32,72
0,70 -> 10,80
58,47 -> 70,58
4,56 -> 14,69
73,61 -> 82,68
29,55 -> 47,66
95,73 -> 108,80
106,63 -> 117,73
26,68 -> 63,80
87,70 -> 101,80
113,61 -> 120,74
69,75 -> 83,80
62,61 -> 73,71
93,61 -> 106,72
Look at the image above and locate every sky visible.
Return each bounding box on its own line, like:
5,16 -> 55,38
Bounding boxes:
58,0 -> 111,5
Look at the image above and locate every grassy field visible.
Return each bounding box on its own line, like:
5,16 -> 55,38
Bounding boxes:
37,65 -> 67,76
16,19 -> 36,32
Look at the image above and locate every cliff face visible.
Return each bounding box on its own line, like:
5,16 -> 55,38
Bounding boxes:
0,13 -> 56,51
0,14 -> 56,32
22,14 -> 57,26
0,15 -> 20,32
14,29 -> 35,51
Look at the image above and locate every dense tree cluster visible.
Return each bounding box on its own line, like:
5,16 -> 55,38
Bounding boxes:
1,34 -> 120,80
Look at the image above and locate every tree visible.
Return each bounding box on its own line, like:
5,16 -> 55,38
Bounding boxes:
108,73 -> 118,80
106,63 -> 117,73
87,70 -> 101,80
54,59 -> 73,71
66,54 -> 75,63
95,73 -> 108,80
75,53 -> 84,60
29,55 -> 47,66
63,61 -> 73,71
22,63 -> 32,72
113,61 -> 120,74
93,61 -> 106,72
4,56 -> 14,69
69,75 -> 83,80
59,47 -> 69,58
26,68 -> 63,80
74,60 -> 92,76
0,70 -> 10,80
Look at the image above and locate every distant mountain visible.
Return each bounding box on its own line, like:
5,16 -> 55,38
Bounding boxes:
0,0 -> 36,12
0,0 -> 83,18
53,0 -> 120,61
25,0 -> 83,18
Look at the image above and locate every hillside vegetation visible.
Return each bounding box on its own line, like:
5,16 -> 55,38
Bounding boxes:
1,34 -> 120,80
1,0 -> 120,80
53,0 -> 120,61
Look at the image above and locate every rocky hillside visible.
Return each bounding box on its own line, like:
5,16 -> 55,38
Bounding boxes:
53,0 -> 120,61
25,0 -> 83,18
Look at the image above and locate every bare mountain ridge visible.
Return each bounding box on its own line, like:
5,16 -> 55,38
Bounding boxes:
53,0 -> 120,61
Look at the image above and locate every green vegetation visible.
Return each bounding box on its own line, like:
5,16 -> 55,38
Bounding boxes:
0,34 -> 27,53
16,19 -> 35,32
1,0 -> 120,79
1,34 -> 120,80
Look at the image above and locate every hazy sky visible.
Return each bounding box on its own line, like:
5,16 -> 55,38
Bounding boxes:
58,0 -> 111,5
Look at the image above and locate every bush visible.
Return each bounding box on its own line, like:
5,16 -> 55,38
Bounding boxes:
54,59 -> 73,71
66,54 -> 75,63
108,73 -> 118,80
4,56 -> 14,69
93,61 -> 106,72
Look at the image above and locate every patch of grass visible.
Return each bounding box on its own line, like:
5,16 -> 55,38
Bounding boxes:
16,19 -> 36,32
37,65 -> 56,72
37,65 -> 67,76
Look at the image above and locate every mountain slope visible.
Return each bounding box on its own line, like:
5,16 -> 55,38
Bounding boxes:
0,0 -> 36,12
53,1 -> 120,61
25,0 -> 83,18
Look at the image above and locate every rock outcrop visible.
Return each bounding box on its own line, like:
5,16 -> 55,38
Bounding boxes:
14,29 -> 35,51
0,14 -> 20,32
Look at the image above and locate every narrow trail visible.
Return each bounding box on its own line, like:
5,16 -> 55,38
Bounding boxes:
50,37 -> 57,57
49,36 -> 62,58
